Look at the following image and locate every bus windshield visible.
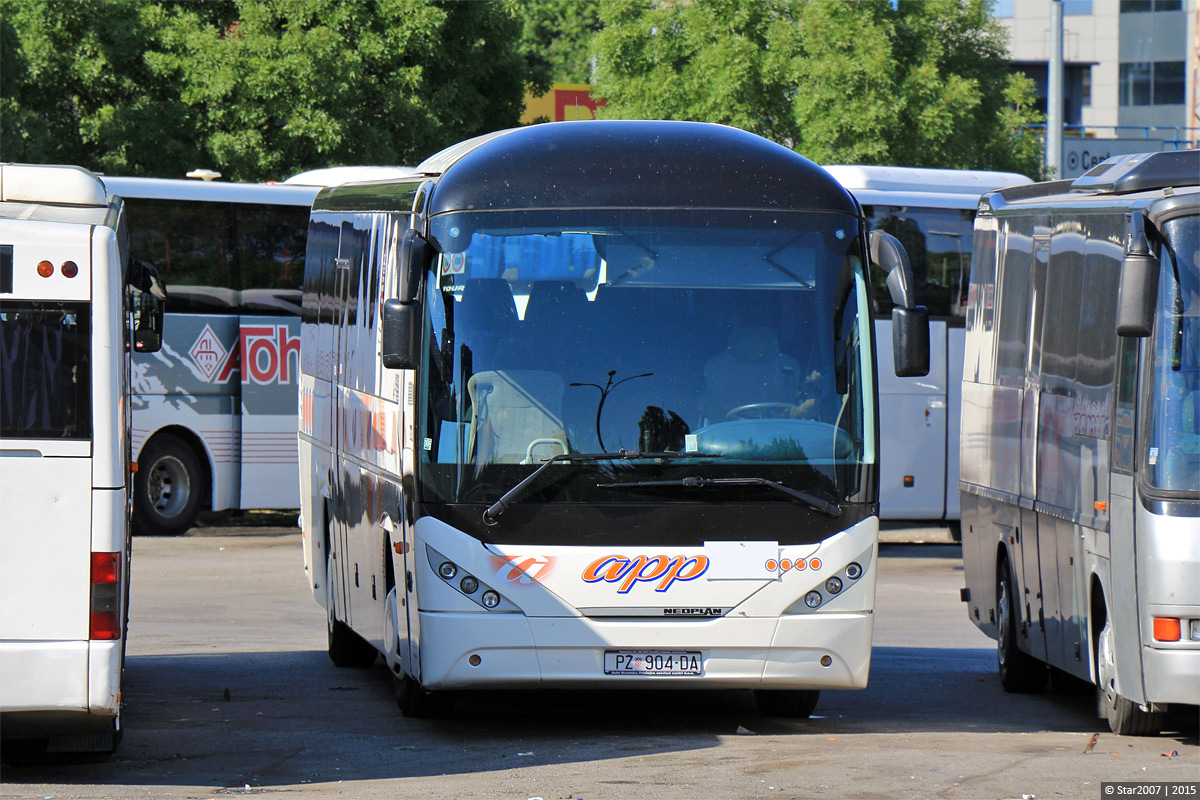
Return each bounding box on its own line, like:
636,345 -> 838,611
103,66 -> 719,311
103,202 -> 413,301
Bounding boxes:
1144,214 -> 1199,496
418,208 -> 874,508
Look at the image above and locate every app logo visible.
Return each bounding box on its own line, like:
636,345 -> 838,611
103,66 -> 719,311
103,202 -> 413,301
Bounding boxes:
582,554 -> 709,593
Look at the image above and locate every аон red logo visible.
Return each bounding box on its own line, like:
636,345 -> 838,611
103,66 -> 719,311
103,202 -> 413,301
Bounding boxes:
582,554 -> 709,594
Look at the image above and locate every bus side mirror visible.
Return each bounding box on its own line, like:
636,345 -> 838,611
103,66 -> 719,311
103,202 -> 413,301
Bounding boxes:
128,260 -> 166,353
133,292 -> 164,353
382,299 -> 420,370
870,230 -> 929,377
1117,215 -> 1159,338
398,229 -> 429,303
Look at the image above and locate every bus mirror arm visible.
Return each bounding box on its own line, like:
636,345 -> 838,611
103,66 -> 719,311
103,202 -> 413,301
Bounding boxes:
869,231 -> 929,377
1116,214 -> 1159,338
382,299 -> 421,370
129,261 -> 166,354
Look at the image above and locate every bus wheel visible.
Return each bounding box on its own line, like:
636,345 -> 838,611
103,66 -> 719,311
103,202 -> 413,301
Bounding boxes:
753,689 -> 819,718
997,560 -> 1047,693
326,556 -> 378,668
134,434 -> 202,536
1096,618 -> 1164,736
394,674 -> 455,718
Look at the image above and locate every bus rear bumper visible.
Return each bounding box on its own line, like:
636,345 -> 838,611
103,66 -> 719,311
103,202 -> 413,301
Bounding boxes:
416,611 -> 873,691
1141,644 -> 1200,706
0,640 -> 121,736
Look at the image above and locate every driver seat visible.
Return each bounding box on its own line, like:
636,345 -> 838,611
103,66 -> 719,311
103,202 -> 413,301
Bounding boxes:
702,327 -> 800,423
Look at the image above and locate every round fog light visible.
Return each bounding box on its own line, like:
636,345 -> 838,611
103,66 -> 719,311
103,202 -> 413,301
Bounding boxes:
460,575 -> 479,594
846,562 -> 862,580
820,655 -> 833,667
481,590 -> 500,609
469,654 -> 482,666
825,576 -> 843,594
804,591 -> 822,609
438,561 -> 457,580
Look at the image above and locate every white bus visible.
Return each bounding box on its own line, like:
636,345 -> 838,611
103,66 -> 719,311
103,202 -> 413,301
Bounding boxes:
0,164 -> 164,753
99,176 -> 320,534
299,121 -> 930,718
825,166 -> 1031,530
959,151 -> 1199,735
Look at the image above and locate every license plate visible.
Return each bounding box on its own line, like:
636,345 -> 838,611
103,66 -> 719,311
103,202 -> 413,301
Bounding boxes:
604,651 -> 702,676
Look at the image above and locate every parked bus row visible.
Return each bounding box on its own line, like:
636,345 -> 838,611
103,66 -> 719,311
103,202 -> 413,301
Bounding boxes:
3,136 -> 1192,752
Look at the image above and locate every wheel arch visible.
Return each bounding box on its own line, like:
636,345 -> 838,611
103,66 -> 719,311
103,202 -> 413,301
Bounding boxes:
138,425 -> 216,511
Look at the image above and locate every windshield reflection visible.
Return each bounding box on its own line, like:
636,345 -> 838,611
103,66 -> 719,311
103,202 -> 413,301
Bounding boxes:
418,209 -> 873,506
1145,215 -> 1199,495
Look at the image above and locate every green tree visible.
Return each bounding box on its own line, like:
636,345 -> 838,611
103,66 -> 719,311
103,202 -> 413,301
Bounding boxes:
516,0 -> 603,87
0,0 -> 200,175
3,0 -> 531,181
592,0 -> 1044,175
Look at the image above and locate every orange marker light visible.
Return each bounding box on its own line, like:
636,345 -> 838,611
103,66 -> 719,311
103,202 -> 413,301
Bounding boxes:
1153,617 -> 1181,642
1095,501 -> 1108,512
36,260 -> 53,277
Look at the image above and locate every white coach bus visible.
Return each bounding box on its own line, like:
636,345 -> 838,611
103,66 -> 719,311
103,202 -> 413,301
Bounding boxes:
100,176 -> 319,534
825,166 -> 1030,530
299,121 -> 930,718
959,151 -> 1199,735
0,164 -> 164,752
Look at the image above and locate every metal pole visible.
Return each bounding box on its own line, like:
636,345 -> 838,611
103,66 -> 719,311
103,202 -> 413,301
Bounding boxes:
1047,0 -> 1064,178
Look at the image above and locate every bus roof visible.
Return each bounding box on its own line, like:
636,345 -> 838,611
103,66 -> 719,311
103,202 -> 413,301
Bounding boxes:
983,150 -> 1200,224
824,164 -> 1032,210
1,164 -> 108,207
98,175 -> 320,206
421,120 -> 857,217
284,166 -> 418,186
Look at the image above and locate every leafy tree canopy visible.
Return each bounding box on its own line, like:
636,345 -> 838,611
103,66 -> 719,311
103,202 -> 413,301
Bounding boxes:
516,0 -> 603,87
2,0 -> 529,181
592,0 -> 1044,176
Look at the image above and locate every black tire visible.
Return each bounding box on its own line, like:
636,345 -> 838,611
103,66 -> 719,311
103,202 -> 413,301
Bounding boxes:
326,554 -> 377,668
133,433 -> 203,536
753,689 -> 819,718
997,559 -> 1047,693
395,674 -> 455,718
1096,617 -> 1165,736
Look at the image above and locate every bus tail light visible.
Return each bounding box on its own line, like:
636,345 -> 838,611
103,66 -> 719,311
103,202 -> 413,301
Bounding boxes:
1152,617 -> 1181,642
90,552 -> 122,641
61,260 -> 78,278
36,260 -> 53,278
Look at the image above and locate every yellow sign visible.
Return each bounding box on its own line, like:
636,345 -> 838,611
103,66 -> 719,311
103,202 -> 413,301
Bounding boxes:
521,84 -> 606,124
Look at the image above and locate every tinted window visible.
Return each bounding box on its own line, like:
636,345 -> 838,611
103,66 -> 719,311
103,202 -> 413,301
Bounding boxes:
0,301 -> 91,439
123,198 -> 308,315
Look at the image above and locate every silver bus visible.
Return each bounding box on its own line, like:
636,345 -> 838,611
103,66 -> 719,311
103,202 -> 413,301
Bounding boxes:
959,150 -> 1199,735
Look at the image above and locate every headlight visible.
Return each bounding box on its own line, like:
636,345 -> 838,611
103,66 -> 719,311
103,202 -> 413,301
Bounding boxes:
460,576 -> 479,594
805,591 -> 822,609
438,562 -> 457,580
825,577 -> 843,594
481,590 -> 501,609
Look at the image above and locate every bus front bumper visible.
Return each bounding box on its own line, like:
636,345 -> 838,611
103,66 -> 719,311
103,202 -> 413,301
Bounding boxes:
415,610 -> 873,691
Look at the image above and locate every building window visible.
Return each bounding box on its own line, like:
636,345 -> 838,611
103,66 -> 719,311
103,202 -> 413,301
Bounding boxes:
1120,0 -> 1182,11
1120,61 -> 1186,106
1064,0 -> 1093,13
993,0 -> 1014,17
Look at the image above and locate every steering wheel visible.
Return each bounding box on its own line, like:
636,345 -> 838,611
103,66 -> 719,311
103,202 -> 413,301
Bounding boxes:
725,402 -> 802,421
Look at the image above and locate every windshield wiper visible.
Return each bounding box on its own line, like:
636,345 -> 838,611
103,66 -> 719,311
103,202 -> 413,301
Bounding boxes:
482,449 -> 724,525
597,476 -> 841,518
